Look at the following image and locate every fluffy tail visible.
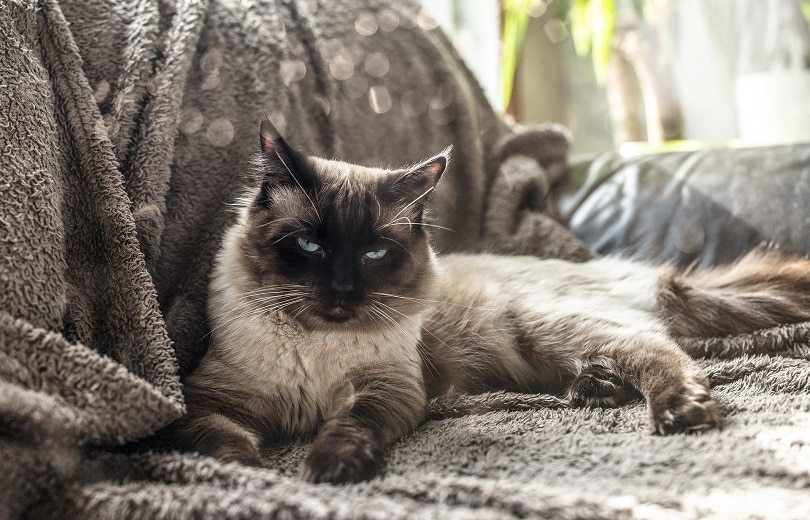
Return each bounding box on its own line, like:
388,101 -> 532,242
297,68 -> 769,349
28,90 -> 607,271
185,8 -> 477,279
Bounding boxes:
658,249 -> 810,341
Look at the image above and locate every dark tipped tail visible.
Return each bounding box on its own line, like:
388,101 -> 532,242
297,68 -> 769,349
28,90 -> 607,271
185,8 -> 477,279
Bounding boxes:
658,249 -> 810,341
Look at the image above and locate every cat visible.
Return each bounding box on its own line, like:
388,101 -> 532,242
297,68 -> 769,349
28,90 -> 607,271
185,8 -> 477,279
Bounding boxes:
174,120 -> 810,484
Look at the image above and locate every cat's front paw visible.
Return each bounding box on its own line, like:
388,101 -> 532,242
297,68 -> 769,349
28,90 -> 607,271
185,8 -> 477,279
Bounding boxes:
301,421 -> 381,484
213,444 -> 264,467
649,381 -> 721,435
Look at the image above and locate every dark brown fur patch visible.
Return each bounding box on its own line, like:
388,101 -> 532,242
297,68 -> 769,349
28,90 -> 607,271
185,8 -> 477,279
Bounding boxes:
568,364 -> 641,408
659,249 -> 810,338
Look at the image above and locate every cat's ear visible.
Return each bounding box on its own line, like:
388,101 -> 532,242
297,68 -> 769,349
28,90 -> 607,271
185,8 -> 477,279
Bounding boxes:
391,146 -> 452,204
257,119 -> 316,195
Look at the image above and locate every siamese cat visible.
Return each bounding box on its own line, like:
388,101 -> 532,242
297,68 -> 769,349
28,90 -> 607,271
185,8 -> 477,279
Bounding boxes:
176,121 -> 810,484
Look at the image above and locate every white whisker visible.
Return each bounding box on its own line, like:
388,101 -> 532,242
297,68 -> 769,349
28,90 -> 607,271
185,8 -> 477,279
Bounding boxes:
373,299 -> 450,354
206,289 -> 309,338
383,222 -> 455,233
272,230 -> 300,245
209,297 -> 305,335
275,150 -> 322,224
372,291 -> 498,312
381,236 -> 414,259
369,300 -> 439,379
375,186 -> 435,232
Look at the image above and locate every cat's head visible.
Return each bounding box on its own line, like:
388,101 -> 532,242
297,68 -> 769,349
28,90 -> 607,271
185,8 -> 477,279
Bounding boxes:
235,120 -> 450,331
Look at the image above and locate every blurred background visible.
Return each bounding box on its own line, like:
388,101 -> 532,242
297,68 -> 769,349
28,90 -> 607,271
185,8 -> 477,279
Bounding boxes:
419,0 -> 810,156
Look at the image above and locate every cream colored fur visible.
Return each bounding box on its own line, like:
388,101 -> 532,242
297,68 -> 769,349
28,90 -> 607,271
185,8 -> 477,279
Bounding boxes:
192,222 -> 428,437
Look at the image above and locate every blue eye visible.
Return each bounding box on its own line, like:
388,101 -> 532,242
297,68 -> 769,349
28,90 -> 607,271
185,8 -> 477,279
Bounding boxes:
364,249 -> 387,260
297,237 -> 322,253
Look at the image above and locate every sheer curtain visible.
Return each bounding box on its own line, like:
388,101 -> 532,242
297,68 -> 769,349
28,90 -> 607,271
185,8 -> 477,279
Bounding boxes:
662,0 -> 810,142
418,0 -> 503,111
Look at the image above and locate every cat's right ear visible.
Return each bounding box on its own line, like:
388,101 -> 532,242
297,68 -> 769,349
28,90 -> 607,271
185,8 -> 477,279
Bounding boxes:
391,146 -> 451,203
257,119 -> 315,200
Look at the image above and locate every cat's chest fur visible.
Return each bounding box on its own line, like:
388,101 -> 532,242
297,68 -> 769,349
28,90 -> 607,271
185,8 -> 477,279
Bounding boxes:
198,316 -> 421,436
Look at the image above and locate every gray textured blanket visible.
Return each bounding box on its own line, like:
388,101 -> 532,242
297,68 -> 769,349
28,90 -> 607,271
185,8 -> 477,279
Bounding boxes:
1,1 -> 808,519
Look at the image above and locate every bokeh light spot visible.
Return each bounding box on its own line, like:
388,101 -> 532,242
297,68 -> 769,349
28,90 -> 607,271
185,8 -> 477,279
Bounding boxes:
378,9 -> 400,32
429,84 -> 454,111
355,12 -> 378,36
201,70 -> 221,90
417,8 -> 439,30
674,220 -> 706,254
180,107 -> 204,134
343,75 -> 368,99
401,89 -> 428,118
329,53 -> 355,80
369,85 -> 392,114
280,60 -> 307,86
200,49 -> 223,73
544,19 -> 569,43
364,52 -> 390,78
267,112 -> 287,136
206,118 -> 234,147
529,1 -> 547,17
319,39 -> 344,62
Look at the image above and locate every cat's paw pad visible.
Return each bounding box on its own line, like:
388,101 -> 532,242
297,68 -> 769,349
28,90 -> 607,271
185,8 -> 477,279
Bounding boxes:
568,364 -> 641,408
649,383 -> 721,435
301,427 -> 381,484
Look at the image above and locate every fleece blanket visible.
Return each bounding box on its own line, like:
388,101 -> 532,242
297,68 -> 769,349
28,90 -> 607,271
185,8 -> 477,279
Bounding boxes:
1,0 -> 809,519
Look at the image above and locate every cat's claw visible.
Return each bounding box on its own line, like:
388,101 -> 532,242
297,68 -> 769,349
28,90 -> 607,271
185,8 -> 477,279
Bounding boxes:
649,383 -> 721,435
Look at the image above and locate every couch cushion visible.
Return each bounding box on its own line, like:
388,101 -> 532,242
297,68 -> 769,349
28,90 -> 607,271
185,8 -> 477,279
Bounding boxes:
562,144 -> 810,268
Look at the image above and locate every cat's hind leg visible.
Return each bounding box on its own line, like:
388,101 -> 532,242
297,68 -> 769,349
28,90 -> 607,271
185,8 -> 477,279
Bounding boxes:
600,331 -> 721,434
502,309 -> 720,433
566,358 -> 719,434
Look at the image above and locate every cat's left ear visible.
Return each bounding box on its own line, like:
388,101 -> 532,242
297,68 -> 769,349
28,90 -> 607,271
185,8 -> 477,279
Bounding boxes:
391,146 -> 452,203
258,119 -> 315,191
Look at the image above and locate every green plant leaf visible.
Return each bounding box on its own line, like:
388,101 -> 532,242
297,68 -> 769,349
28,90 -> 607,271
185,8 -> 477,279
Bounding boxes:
500,0 -> 536,109
569,0 -> 616,83
590,0 -> 616,84
800,0 -> 810,25
501,0 -> 620,106
570,0 -> 592,57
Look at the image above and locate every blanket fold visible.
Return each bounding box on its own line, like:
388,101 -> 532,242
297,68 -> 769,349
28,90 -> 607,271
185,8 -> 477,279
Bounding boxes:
2,0 -> 809,518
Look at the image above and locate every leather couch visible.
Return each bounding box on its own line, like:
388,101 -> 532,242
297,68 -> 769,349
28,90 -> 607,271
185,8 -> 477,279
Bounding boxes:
559,144 -> 810,268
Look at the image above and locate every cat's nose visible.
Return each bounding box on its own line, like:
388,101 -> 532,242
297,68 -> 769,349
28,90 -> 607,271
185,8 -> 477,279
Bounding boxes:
329,260 -> 356,304
330,280 -> 355,303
